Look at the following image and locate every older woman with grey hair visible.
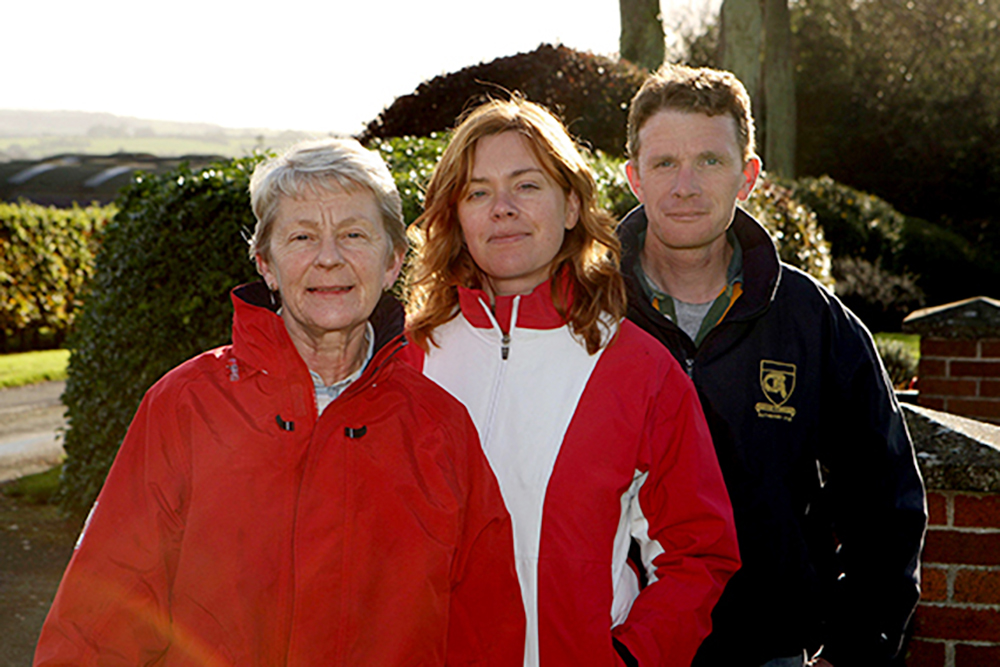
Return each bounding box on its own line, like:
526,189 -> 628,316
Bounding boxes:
35,138 -> 525,667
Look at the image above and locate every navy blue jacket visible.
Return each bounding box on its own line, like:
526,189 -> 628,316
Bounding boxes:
619,206 -> 926,666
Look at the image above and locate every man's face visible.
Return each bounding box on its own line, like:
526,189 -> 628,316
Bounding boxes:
626,109 -> 760,256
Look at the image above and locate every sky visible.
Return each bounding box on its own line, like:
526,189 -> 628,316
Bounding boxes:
2,0 -> 719,136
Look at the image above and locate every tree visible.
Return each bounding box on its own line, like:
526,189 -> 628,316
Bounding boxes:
763,0 -> 796,176
619,0 -> 666,70
719,0 -> 796,177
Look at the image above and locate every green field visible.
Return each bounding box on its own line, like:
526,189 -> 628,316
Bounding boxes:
0,350 -> 70,388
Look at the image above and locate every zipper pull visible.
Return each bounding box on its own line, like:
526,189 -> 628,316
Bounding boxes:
684,357 -> 694,378
501,332 -> 510,360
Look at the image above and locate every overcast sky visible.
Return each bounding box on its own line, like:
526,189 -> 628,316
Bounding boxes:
2,0 -> 718,135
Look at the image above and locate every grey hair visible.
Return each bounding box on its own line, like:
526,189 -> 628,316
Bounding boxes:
248,138 -> 406,262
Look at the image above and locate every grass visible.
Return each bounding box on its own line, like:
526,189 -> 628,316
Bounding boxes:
874,332 -> 920,360
2,465 -> 62,504
0,349 -> 70,388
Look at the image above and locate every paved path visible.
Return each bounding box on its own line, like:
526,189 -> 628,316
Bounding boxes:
0,381 -> 66,483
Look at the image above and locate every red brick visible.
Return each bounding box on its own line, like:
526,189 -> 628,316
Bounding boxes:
928,492 -> 949,526
982,339 -> 1000,358
923,338 -> 979,358
924,530 -> 1000,565
920,358 -> 948,378
982,380 -> 1000,398
922,567 -> 949,601
905,638 -> 945,667
954,568 -> 1000,604
955,643 -> 1000,666
920,396 -> 947,411
912,605 -> 1000,641
948,398 -> 1000,420
920,378 -> 980,397
951,361 -> 1000,378
955,494 -> 1000,528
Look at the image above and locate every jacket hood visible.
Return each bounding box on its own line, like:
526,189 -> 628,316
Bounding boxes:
230,281 -> 406,377
617,205 -> 782,322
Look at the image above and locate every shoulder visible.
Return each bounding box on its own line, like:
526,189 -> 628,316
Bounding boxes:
598,319 -> 695,397
610,320 -> 684,368
142,345 -> 234,406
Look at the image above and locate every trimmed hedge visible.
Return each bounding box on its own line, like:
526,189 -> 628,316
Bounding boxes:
359,44 -> 647,157
0,200 -> 112,352
59,158 -> 263,508
742,176 -> 834,289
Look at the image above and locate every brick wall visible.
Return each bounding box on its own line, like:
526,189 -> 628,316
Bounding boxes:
906,491 -> 1000,666
918,338 -> 1000,425
903,405 -> 1000,667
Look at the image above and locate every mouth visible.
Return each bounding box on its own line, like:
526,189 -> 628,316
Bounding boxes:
307,285 -> 354,294
665,210 -> 708,221
488,232 -> 530,244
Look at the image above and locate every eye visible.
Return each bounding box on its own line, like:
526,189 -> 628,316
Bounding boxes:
517,181 -> 540,191
655,158 -> 674,169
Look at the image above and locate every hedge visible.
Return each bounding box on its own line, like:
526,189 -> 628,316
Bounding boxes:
0,200 -> 113,352
59,158 -> 263,508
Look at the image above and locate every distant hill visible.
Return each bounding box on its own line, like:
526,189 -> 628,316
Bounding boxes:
0,110 -> 324,161
0,109 -> 310,138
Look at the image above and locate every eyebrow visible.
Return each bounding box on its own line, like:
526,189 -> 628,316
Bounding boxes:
468,167 -> 545,183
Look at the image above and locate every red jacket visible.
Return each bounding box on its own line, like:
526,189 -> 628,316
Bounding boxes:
35,283 -> 525,667
402,281 -> 740,667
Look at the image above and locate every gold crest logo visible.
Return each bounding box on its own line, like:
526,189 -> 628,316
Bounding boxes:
755,360 -> 797,421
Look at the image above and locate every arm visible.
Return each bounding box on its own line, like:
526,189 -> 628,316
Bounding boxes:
817,300 -> 926,665
445,413 -> 526,667
34,384 -> 189,666
612,374 -> 741,666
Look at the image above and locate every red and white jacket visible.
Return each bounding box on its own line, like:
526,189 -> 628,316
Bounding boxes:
35,283 -> 525,667
401,280 -> 740,667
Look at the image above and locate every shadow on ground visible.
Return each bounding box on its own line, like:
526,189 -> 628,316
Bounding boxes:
0,489 -> 83,666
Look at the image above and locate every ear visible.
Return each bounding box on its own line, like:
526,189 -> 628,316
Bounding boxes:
625,161 -> 643,202
737,156 -> 762,202
564,191 -> 581,230
256,253 -> 277,292
382,248 -> 405,291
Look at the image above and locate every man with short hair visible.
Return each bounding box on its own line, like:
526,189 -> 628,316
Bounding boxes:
618,64 -> 926,667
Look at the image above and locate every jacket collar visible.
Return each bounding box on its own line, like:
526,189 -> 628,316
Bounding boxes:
230,281 -> 406,379
617,205 -> 781,322
457,274 -> 572,332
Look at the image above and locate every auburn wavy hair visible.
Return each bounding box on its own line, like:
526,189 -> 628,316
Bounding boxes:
406,97 -> 626,355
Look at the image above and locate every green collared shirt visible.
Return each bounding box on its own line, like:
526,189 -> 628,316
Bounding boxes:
635,229 -> 744,346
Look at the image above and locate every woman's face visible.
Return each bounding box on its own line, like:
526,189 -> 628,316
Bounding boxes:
257,184 -> 403,346
456,131 -> 579,297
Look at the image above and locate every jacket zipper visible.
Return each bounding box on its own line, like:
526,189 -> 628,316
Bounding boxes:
479,296 -> 519,446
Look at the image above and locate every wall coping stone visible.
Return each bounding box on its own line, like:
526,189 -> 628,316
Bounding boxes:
905,403 -> 1000,492
903,296 -> 1000,339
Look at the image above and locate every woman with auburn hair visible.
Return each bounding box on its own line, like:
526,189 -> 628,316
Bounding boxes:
402,98 -> 741,667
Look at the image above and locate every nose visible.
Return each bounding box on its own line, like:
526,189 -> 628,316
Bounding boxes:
671,164 -> 700,198
314,236 -> 345,268
491,191 -> 517,220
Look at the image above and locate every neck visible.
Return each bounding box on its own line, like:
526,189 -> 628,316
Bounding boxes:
285,319 -> 369,386
640,233 -> 732,304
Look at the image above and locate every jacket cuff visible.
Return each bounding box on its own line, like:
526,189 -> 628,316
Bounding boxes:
613,637 -> 639,667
